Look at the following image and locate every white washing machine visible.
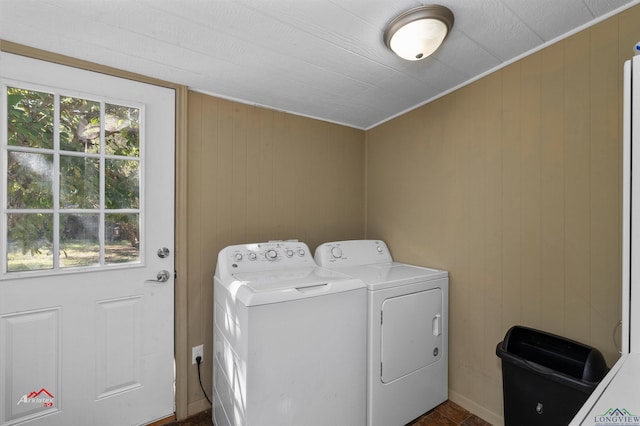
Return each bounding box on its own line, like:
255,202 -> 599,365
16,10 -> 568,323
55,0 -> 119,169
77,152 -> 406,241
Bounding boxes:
315,240 -> 449,426
213,241 -> 367,426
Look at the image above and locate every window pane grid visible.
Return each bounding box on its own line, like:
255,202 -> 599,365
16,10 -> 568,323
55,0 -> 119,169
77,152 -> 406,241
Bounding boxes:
3,84 -> 142,275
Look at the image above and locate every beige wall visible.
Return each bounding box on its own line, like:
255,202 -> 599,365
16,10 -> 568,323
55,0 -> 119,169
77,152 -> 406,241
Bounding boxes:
185,92 -> 365,414
365,5 -> 640,424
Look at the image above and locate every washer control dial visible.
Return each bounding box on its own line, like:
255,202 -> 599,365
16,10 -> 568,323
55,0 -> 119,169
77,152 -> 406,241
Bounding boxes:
265,249 -> 278,261
234,253 -> 243,262
286,249 -> 294,258
297,248 -> 306,257
248,252 -> 257,261
331,247 -> 343,259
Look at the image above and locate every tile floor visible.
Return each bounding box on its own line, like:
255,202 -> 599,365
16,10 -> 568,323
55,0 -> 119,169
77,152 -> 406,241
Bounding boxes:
169,400 -> 492,425
408,400 -> 492,425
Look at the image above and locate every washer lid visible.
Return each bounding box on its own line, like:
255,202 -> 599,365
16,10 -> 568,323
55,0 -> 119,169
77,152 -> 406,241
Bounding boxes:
231,266 -> 365,306
330,262 -> 448,291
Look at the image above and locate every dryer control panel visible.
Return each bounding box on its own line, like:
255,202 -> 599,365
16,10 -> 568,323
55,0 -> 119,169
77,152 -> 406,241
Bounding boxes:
216,241 -> 315,278
315,240 -> 393,266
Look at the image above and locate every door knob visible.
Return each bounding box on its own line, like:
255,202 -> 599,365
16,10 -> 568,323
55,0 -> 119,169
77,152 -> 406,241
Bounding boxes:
157,247 -> 170,258
149,270 -> 171,283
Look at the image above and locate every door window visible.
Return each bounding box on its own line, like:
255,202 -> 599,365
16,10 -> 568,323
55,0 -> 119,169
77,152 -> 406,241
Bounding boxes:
2,85 -> 143,275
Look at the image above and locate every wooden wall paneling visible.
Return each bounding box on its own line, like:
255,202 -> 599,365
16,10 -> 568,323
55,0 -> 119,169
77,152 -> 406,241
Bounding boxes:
200,96 -> 219,293
539,41 -> 566,336
479,71 -> 504,412
294,114 -> 319,244
415,103 -> 441,266
261,109 -> 278,241
365,121 -> 402,240
244,105 -> 261,240
591,15 -> 624,365
186,90 -> 212,416
248,106 -> 274,242
330,126 -> 362,240
444,89 -> 465,399
412,103 -> 447,267
312,122 -> 333,246
501,61 -> 523,333
198,96 -> 223,411
465,79 -> 489,406
445,88 -> 474,413
330,125 -> 365,240
519,52 -> 543,330
280,115 -> 302,240
231,103 -> 249,244
430,101 -> 454,266
272,112 -> 296,240
319,122 -> 337,241
414,102 -> 441,266
437,95 -> 460,270
391,109 -> 425,260
453,81 -> 483,400
496,59 -> 525,421
216,100 -> 236,248
341,125 -> 365,240
298,118 -> 329,247
187,93 -> 214,413
563,31 -> 592,344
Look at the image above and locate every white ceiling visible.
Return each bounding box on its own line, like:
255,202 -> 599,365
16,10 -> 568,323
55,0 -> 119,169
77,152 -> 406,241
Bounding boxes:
1,0 -> 638,130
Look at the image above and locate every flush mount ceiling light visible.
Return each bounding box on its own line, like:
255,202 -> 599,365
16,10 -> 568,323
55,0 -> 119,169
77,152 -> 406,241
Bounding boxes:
384,4 -> 454,61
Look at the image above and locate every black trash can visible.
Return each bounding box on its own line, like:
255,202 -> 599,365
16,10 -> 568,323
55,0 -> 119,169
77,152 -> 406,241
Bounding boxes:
496,326 -> 609,426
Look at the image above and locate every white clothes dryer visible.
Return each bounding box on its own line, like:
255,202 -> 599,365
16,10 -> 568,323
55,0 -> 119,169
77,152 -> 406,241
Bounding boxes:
315,240 -> 449,426
213,241 -> 367,426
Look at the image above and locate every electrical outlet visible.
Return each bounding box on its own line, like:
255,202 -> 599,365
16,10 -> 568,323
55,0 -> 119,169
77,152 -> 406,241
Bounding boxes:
192,344 -> 204,365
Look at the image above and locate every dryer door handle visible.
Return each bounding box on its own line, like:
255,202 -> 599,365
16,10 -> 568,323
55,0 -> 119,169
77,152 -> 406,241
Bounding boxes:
432,313 -> 442,337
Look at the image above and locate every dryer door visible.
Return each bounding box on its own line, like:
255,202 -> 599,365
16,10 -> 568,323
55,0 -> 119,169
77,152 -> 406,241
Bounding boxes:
381,288 -> 443,383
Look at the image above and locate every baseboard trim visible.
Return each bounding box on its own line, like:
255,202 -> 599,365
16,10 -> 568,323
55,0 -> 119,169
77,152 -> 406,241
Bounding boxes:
449,389 -> 504,426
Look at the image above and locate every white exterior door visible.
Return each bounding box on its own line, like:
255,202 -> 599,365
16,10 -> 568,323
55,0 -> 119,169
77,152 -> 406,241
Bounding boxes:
0,53 -> 175,426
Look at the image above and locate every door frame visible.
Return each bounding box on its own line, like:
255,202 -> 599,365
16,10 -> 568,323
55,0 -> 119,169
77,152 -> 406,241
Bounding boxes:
0,40 -> 190,422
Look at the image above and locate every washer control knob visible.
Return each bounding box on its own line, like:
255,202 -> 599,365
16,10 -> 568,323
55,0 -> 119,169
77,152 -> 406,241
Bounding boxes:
377,246 -> 383,253
331,247 -> 343,259
234,253 -> 243,262
248,252 -> 257,261
286,249 -> 294,257
297,248 -> 306,257
265,249 -> 278,261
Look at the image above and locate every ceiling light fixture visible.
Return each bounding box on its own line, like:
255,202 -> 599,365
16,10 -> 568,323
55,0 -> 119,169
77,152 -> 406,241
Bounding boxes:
384,4 -> 454,61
